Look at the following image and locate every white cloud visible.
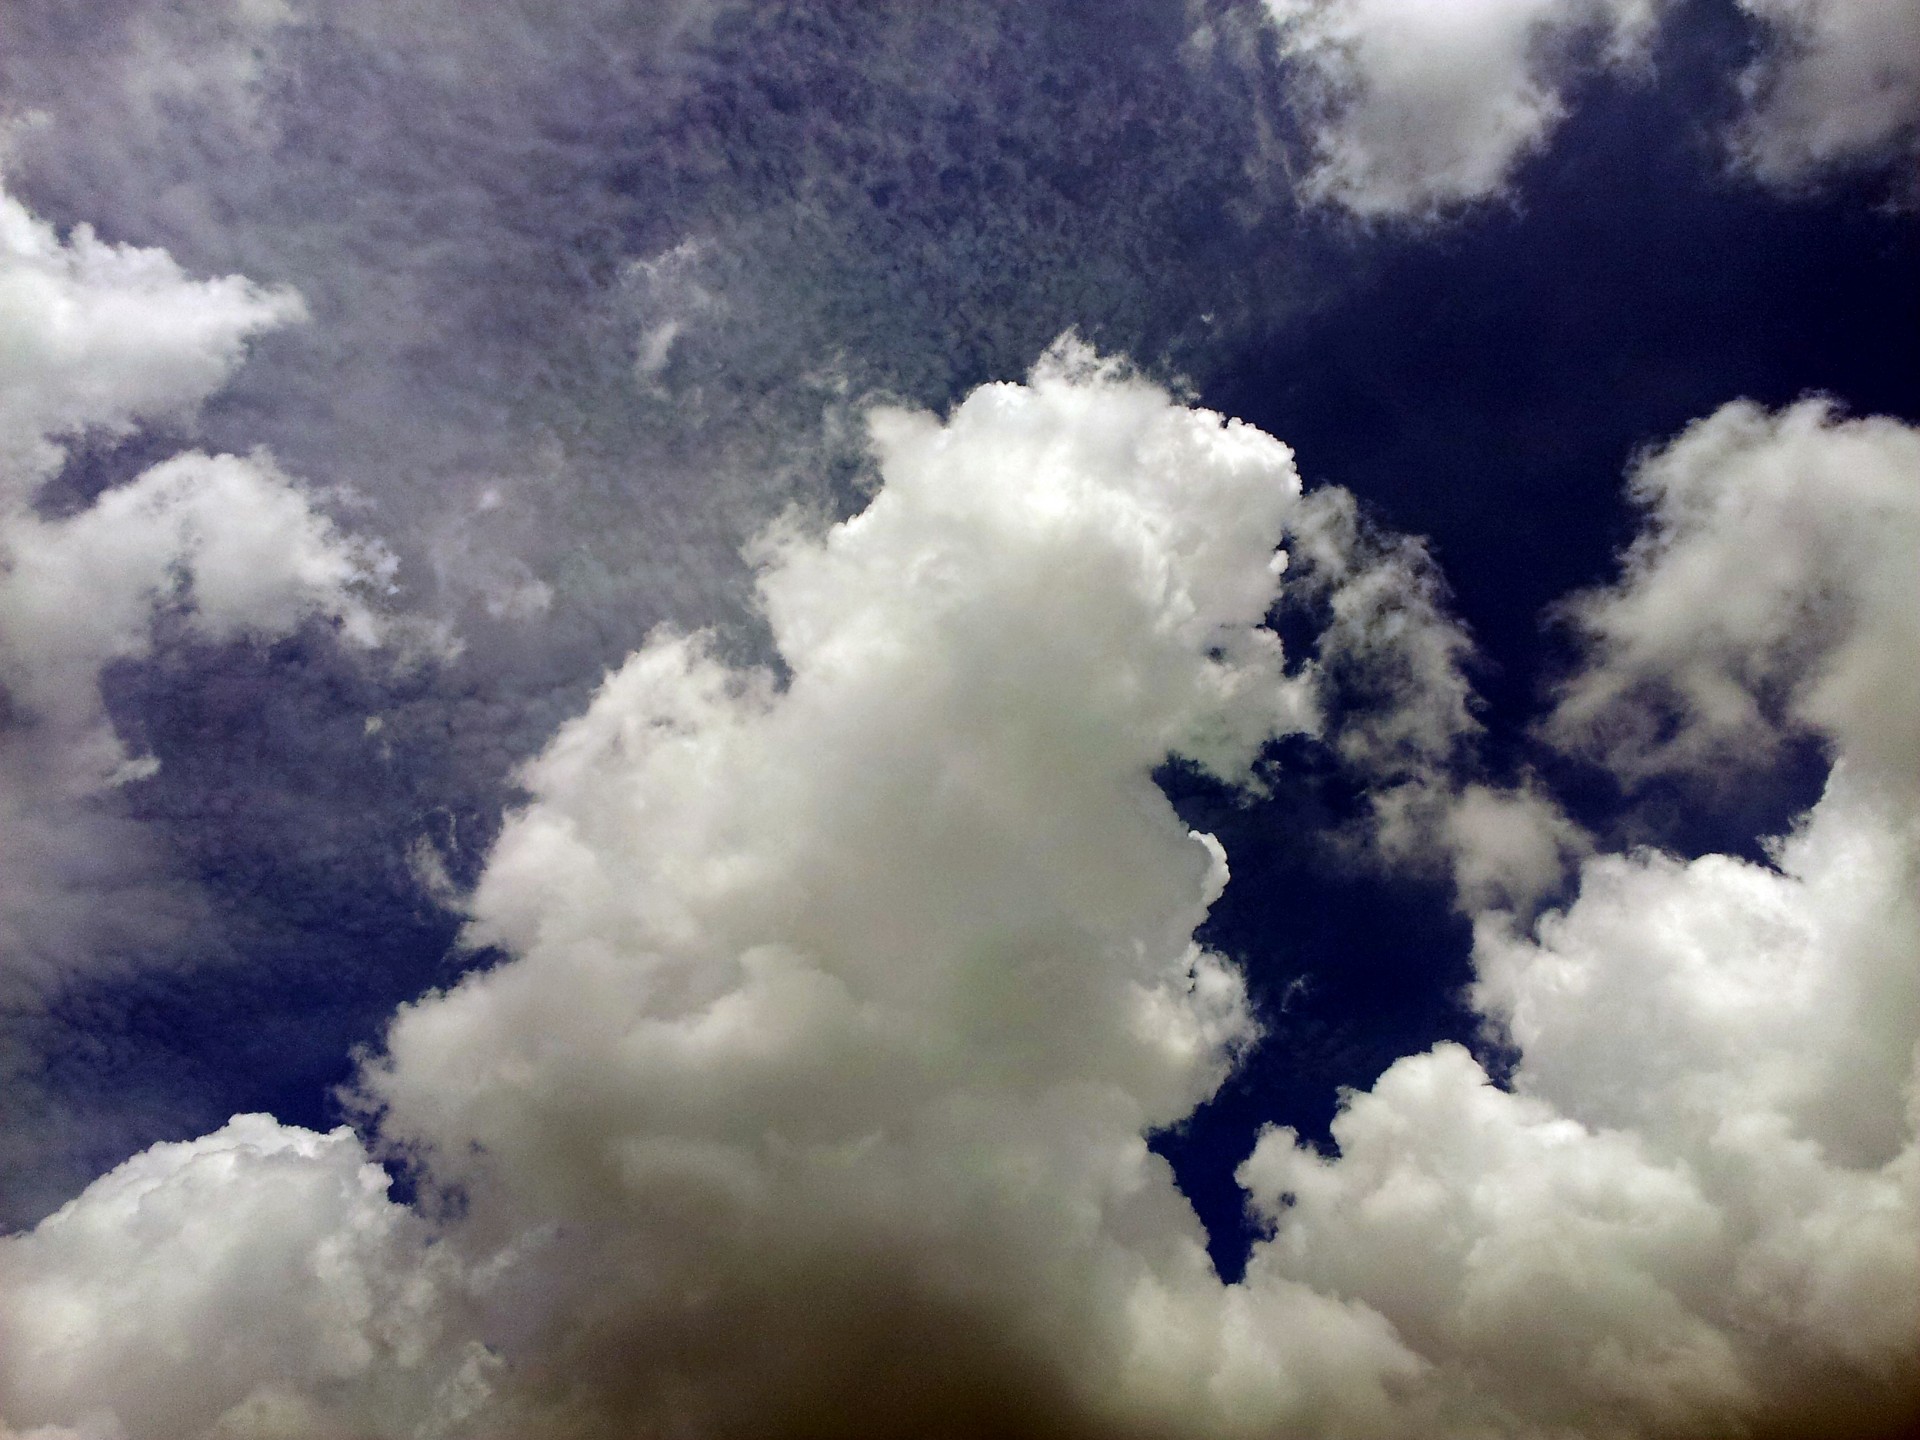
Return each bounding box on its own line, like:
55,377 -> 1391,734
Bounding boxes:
1285,485 -> 1587,914
1,451 -> 396,744
1285,484 -> 1479,777
1546,398 -> 1920,792
0,183 -> 302,495
4,360 -> 1914,1440
0,179 -> 431,1174
1242,398 -> 1920,1438
0,1114 -> 485,1440
1244,761 -> 1919,1435
1731,0 -> 1920,189
1263,0 -> 1658,217
353,342 -> 1344,1437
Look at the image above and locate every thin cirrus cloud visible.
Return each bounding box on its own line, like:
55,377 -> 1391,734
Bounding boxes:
3,340 -> 1914,1440
1263,0 -> 1920,216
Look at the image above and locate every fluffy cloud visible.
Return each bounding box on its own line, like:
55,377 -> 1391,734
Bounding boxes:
0,1114 -> 485,1440
1283,485 -> 1587,914
1262,0 -> 1920,214
1243,770 -> 1920,1437
1262,0 -> 1658,217
357,343 -> 1354,1438
5,362 -> 1915,1440
1244,400 -> 1920,1438
0,183 -> 408,996
0,182 -> 432,1224
0,183 -> 302,492
1546,398 -> 1920,791
1731,0 -> 1920,189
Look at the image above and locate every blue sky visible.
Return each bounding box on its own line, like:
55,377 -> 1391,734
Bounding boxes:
1,3 -> 1917,1438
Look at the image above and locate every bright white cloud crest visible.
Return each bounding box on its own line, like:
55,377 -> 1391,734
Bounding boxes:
2,343 -> 1917,1439
1549,397 -> 1920,791
1263,0 -> 1657,217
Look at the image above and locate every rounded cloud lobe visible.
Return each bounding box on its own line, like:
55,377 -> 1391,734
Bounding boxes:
1547,398 -> 1920,792
1243,398 -> 1920,1437
4,352 -> 1916,1440
1731,0 -> 1920,188
0,183 -> 427,1220
1261,0 -> 1659,218
361,345 -> 1340,1439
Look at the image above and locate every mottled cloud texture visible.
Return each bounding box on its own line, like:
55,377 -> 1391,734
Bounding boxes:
0,181 -> 429,1219
4,342 -> 1914,1439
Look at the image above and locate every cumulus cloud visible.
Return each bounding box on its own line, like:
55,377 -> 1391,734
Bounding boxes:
1261,0 -> 1920,213
357,343 -> 1340,1438
1282,484 -> 1586,913
0,0 -> 1366,1234
1730,0 -> 1920,190
0,180 -> 435,1222
1262,0 -> 1658,217
1243,767 -> 1920,1437
1546,398 -> 1920,791
0,182 -> 302,491
1245,398 -> 1920,1438
0,1114 -> 486,1440
5,361 -> 1915,1440
0,182 -> 410,992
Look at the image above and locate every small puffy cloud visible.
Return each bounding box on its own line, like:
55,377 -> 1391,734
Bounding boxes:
0,182 -> 426,1017
1731,0 -> 1920,190
1284,485 -> 1585,914
1546,398 -> 1920,791
0,182 -> 302,493
0,1114 -> 485,1440
1,451 -> 396,743
1263,0 -> 1658,217
1285,484 -> 1478,779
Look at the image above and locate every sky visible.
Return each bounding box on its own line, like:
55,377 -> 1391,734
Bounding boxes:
0,2 -> 1916,1438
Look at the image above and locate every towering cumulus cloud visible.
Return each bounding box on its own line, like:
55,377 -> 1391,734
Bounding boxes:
3,356 -> 1916,1440
360,341 -> 1354,1440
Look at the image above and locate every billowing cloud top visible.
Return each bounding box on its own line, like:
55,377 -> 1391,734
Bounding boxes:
5,337 -> 1916,1440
